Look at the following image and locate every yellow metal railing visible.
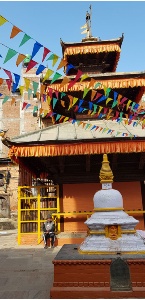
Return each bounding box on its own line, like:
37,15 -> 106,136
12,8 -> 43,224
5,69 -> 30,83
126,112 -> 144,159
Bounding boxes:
18,183 -> 145,245
51,210 -> 145,233
18,185 -> 59,245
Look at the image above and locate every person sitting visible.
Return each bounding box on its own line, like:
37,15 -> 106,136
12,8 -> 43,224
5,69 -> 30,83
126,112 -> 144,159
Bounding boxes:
43,214 -> 55,249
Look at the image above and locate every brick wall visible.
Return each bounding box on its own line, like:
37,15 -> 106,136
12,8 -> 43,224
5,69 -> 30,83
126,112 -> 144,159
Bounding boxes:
0,67 -> 51,210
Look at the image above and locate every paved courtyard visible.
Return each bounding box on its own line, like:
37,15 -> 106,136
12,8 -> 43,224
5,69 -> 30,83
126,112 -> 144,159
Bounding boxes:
0,230 -> 62,299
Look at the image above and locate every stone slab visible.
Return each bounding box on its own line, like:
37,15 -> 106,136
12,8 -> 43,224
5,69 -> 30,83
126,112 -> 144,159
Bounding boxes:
54,244 -> 145,260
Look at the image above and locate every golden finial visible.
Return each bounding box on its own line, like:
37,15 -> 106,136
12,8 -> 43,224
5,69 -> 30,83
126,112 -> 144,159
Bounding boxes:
99,154 -> 114,183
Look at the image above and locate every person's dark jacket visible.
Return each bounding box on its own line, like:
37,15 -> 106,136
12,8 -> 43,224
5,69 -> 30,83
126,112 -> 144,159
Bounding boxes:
43,221 -> 55,233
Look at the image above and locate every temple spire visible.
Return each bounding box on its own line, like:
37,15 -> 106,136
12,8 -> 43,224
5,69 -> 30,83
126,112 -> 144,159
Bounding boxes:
81,5 -> 92,39
86,5 -> 92,38
99,154 -> 114,184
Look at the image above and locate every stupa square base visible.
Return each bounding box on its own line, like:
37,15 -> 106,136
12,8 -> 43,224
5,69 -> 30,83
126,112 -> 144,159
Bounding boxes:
50,244 -> 145,299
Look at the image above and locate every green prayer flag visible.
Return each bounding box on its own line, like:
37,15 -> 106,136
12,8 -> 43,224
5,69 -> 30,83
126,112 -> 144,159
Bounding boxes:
94,82 -> 101,89
2,96 -> 9,104
32,81 -> 39,95
33,106 -> 38,113
19,34 -> 31,47
28,88 -> 32,100
51,72 -> 62,84
83,87 -> 89,98
4,48 -> 18,64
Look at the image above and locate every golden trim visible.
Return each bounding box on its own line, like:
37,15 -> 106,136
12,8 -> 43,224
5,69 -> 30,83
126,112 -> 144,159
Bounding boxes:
122,230 -> 136,234
93,207 -> 123,211
89,230 -> 105,235
88,229 -> 136,235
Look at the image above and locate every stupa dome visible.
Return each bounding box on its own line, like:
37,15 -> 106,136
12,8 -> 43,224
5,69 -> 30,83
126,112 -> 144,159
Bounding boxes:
93,189 -> 123,209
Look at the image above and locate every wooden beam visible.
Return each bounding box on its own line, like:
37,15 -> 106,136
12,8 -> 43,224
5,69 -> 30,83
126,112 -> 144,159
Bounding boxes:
86,155 -> 90,172
112,153 -> 118,170
139,153 -> 145,170
59,156 -> 65,174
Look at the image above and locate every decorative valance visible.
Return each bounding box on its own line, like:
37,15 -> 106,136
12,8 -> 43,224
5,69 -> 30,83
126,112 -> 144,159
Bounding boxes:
8,140 -> 145,162
47,78 -> 145,93
63,43 -> 121,58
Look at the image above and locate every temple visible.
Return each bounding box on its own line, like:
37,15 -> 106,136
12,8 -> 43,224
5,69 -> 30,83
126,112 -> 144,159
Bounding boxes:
2,7 -> 145,245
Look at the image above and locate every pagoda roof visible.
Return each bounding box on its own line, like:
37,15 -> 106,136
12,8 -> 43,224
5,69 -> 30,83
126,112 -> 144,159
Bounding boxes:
60,35 -> 124,72
2,120 -> 145,160
45,70 -> 145,103
47,70 -> 145,88
60,35 -> 124,54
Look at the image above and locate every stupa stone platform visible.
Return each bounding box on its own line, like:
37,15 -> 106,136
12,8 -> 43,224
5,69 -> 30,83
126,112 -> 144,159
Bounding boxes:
50,154 -> 145,298
50,244 -> 145,299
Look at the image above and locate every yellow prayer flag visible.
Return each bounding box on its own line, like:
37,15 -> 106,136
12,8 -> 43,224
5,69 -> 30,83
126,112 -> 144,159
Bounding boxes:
106,97 -> 113,105
98,106 -> 103,115
42,69 -> 54,82
63,117 -> 69,122
52,55 -> 59,67
126,100 -> 132,111
0,16 -> 7,26
80,74 -> 89,82
24,78 -> 30,91
47,96 -> 51,105
19,86 -> 24,95
72,97 -> 78,107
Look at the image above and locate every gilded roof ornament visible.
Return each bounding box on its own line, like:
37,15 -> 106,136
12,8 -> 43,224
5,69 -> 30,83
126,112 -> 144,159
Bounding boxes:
99,154 -> 114,183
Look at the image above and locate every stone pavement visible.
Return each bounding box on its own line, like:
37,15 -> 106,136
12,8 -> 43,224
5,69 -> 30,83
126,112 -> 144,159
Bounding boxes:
0,229 -> 62,299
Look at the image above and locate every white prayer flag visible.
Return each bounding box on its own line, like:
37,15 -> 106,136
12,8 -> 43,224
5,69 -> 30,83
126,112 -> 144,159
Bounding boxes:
80,23 -> 87,29
81,29 -> 88,34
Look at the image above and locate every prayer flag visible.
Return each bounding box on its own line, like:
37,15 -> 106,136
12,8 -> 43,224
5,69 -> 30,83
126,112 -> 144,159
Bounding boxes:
4,48 -> 18,64
31,41 -> 43,59
42,47 -> 51,62
0,16 -> 7,26
19,34 -> 31,47
10,26 -> 22,38
16,54 -> 26,66
26,60 -> 38,72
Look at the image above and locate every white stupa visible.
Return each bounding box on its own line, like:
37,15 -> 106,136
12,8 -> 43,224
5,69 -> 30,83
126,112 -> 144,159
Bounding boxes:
79,154 -> 145,254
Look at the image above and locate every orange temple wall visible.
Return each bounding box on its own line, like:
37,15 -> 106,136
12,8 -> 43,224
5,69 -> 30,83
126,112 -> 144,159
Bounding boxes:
62,182 -> 144,232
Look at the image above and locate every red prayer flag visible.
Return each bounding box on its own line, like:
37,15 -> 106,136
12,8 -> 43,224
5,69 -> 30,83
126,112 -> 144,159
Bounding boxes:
3,69 -> 12,81
42,47 -> 50,62
6,79 -> 12,91
26,60 -> 38,72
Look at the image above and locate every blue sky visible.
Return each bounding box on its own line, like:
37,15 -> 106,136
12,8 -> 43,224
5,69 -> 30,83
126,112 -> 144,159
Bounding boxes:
0,1 -> 145,80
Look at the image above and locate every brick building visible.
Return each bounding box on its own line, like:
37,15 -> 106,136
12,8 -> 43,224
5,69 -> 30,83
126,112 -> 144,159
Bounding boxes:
0,63 -> 44,213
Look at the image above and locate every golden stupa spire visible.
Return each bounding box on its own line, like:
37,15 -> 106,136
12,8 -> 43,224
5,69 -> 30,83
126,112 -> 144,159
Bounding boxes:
99,154 -> 114,183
